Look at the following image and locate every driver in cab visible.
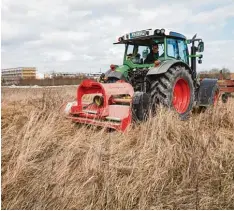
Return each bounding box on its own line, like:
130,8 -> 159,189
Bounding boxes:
144,44 -> 160,64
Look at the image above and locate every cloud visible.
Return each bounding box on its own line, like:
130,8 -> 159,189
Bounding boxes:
190,4 -> 234,24
201,40 -> 234,71
2,0 -> 234,73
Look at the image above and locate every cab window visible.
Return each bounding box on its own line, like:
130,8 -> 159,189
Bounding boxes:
126,41 -> 164,64
126,44 -> 149,64
167,38 -> 189,64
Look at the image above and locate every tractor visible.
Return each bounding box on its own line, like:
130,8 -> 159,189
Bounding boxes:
62,28 -> 219,131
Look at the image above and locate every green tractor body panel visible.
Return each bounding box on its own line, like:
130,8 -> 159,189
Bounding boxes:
115,64 -> 130,78
111,62 -> 155,80
123,60 -> 154,69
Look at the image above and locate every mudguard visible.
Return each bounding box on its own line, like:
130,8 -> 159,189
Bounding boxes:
197,78 -> 218,106
147,60 -> 191,76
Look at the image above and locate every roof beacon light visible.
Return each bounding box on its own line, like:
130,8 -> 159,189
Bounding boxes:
110,64 -> 116,71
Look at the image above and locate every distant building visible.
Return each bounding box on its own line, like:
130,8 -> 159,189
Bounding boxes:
53,72 -> 78,77
49,72 -> 87,79
1,67 -> 36,85
85,73 -> 102,79
44,73 -> 52,79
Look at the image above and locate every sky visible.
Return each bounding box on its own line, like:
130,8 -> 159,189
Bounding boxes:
1,0 -> 234,73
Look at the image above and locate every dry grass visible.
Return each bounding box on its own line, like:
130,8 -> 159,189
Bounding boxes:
1,87 -> 234,209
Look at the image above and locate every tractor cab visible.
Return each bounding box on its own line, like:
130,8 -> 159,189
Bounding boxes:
114,28 -> 204,71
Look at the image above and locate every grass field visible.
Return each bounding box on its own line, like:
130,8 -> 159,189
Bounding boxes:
1,86 -> 234,209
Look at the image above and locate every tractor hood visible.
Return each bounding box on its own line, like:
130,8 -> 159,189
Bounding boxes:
105,64 -> 130,80
115,65 -> 130,78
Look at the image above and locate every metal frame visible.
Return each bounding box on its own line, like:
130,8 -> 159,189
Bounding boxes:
218,72 -> 234,94
64,79 -> 135,131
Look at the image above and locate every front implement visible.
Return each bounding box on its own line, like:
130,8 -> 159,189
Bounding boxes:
61,79 -> 134,131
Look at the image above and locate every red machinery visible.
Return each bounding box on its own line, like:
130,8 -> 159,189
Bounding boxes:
61,79 -> 134,131
218,73 -> 234,103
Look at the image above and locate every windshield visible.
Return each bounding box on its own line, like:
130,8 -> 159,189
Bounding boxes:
125,39 -> 165,64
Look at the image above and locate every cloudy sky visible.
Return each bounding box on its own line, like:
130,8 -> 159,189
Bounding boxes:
2,0 -> 234,73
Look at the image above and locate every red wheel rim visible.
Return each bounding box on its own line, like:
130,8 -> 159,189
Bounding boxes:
173,78 -> 190,113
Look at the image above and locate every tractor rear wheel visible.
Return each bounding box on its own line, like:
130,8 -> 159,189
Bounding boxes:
150,65 -> 195,118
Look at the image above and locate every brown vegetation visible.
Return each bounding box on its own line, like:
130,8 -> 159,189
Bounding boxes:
1,87 -> 234,209
18,76 -> 88,86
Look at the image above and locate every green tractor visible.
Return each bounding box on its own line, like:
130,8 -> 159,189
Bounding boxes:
100,28 -> 219,119
62,28 -> 219,131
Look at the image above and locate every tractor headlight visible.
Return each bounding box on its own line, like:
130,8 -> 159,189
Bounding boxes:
93,95 -> 104,107
160,28 -> 165,34
118,36 -> 124,42
155,29 -> 161,34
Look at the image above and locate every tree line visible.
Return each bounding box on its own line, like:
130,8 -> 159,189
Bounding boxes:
198,68 -> 231,80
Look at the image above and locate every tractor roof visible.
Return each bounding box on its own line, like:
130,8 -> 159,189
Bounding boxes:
114,28 -> 186,44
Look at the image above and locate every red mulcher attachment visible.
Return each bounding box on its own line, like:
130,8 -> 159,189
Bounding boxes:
62,79 -> 134,131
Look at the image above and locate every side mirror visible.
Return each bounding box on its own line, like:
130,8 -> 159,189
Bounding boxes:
198,41 -> 204,52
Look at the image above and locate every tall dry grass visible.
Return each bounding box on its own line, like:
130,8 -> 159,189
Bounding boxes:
1,87 -> 234,209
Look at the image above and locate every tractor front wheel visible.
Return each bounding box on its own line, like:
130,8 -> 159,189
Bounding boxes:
150,65 -> 195,118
